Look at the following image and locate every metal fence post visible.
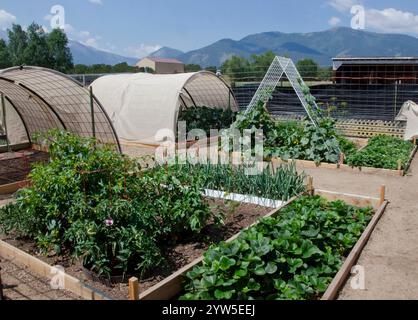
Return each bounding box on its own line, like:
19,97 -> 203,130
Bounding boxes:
1,93 -> 11,152
90,87 -> 96,142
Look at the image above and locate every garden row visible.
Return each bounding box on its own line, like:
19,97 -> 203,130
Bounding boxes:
182,91 -> 416,175
0,130 -> 387,300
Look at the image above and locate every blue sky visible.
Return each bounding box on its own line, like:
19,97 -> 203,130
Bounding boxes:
1,0 -> 418,58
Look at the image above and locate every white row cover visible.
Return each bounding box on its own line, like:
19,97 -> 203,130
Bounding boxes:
91,71 -> 238,146
396,100 -> 418,141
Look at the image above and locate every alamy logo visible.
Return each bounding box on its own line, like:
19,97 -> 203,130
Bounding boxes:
50,265 -> 66,290
50,5 -> 66,30
351,5 -> 366,30
350,265 -> 366,290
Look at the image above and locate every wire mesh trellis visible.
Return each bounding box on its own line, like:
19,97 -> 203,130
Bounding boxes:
246,56 -> 319,125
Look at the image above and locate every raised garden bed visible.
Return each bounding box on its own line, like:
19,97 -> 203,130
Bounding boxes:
0,199 -> 278,300
136,187 -> 387,301
270,142 -> 417,177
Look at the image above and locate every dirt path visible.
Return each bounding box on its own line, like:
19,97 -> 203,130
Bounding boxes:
299,158 -> 418,299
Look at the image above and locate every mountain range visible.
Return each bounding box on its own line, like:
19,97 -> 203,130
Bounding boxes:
2,27 -> 418,67
68,41 -> 138,66
171,27 -> 418,67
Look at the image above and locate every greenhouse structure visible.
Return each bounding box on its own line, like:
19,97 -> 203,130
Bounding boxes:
91,71 -> 239,146
0,66 -> 121,151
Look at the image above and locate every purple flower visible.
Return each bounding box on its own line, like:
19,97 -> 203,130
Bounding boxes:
105,218 -> 114,227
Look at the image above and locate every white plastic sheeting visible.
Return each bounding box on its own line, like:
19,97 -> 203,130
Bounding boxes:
91,71 -> 238,146
396,100 -> 418,141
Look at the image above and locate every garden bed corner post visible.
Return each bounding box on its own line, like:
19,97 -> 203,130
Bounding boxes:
129,277 -> 139,301
307,176 -> 314,196
380,185 -> 386,206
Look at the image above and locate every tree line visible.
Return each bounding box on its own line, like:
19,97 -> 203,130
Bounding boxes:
0,23 -> 73,73
0,22 -> 143,75
219,51 -> 332,82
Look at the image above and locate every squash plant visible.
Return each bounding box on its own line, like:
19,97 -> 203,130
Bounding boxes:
0,130 -> 217,278
225,99 -> 354,164
181,196 -> 373,300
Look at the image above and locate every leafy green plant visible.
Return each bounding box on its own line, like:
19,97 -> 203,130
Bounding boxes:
346,135 -> 414,170
223,94 -> 352,164
178,106 -> 236,136
0,130 -> 216,278
180,196 -> 373,300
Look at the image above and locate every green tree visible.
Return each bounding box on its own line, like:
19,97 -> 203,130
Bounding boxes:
318,66 -> 332,81
221,56 -> 251,82
72,64 -> 89,74
185,64 -> 202,72
47,28 -> 73,73
205,66 -> 217,73
0,39 -> 11,69
23,23 -> 54,68
7,24 -> 28,65
296,59 -> 319,79
250,51 -> 276,76
112,62 -> 138,73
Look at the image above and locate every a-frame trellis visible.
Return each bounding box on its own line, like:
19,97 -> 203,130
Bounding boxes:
246,56 -> 319,125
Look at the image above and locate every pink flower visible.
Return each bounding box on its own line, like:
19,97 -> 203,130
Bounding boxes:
105,218 -> 114,227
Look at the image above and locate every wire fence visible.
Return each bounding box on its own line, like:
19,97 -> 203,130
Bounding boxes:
221,67 -> 418,121
69,66 -> 418,122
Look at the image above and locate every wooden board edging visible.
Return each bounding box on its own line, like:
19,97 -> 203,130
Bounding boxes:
0,180 -> 29,195
315,189 -> 381,210
322,200 -> 389,300
404,145 -> 418,175
139,193 -> 302,301
272,157 -> 405,177
0,240 -> 112,301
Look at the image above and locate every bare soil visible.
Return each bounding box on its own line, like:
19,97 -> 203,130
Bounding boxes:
1,199 -> 272,300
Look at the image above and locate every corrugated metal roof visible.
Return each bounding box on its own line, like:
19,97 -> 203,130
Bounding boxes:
333,57 -> 418,70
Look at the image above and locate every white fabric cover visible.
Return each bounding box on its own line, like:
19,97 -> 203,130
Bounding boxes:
0,99 -> 29,146
396,101 -> 418,141
91,72 -> 237,145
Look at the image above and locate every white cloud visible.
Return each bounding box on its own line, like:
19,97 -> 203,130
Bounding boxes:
0,9 -> 17,30
329,16 -> 341,27
328,1 -> 418,35
366,8 -> 418,35
89,0 -> 103,5
123,44 -> 163,58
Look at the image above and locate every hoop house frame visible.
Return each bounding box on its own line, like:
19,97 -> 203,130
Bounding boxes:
0,66 -> 121,152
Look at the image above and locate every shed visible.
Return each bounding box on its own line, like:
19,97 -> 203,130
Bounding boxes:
136,57 -> 185,74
